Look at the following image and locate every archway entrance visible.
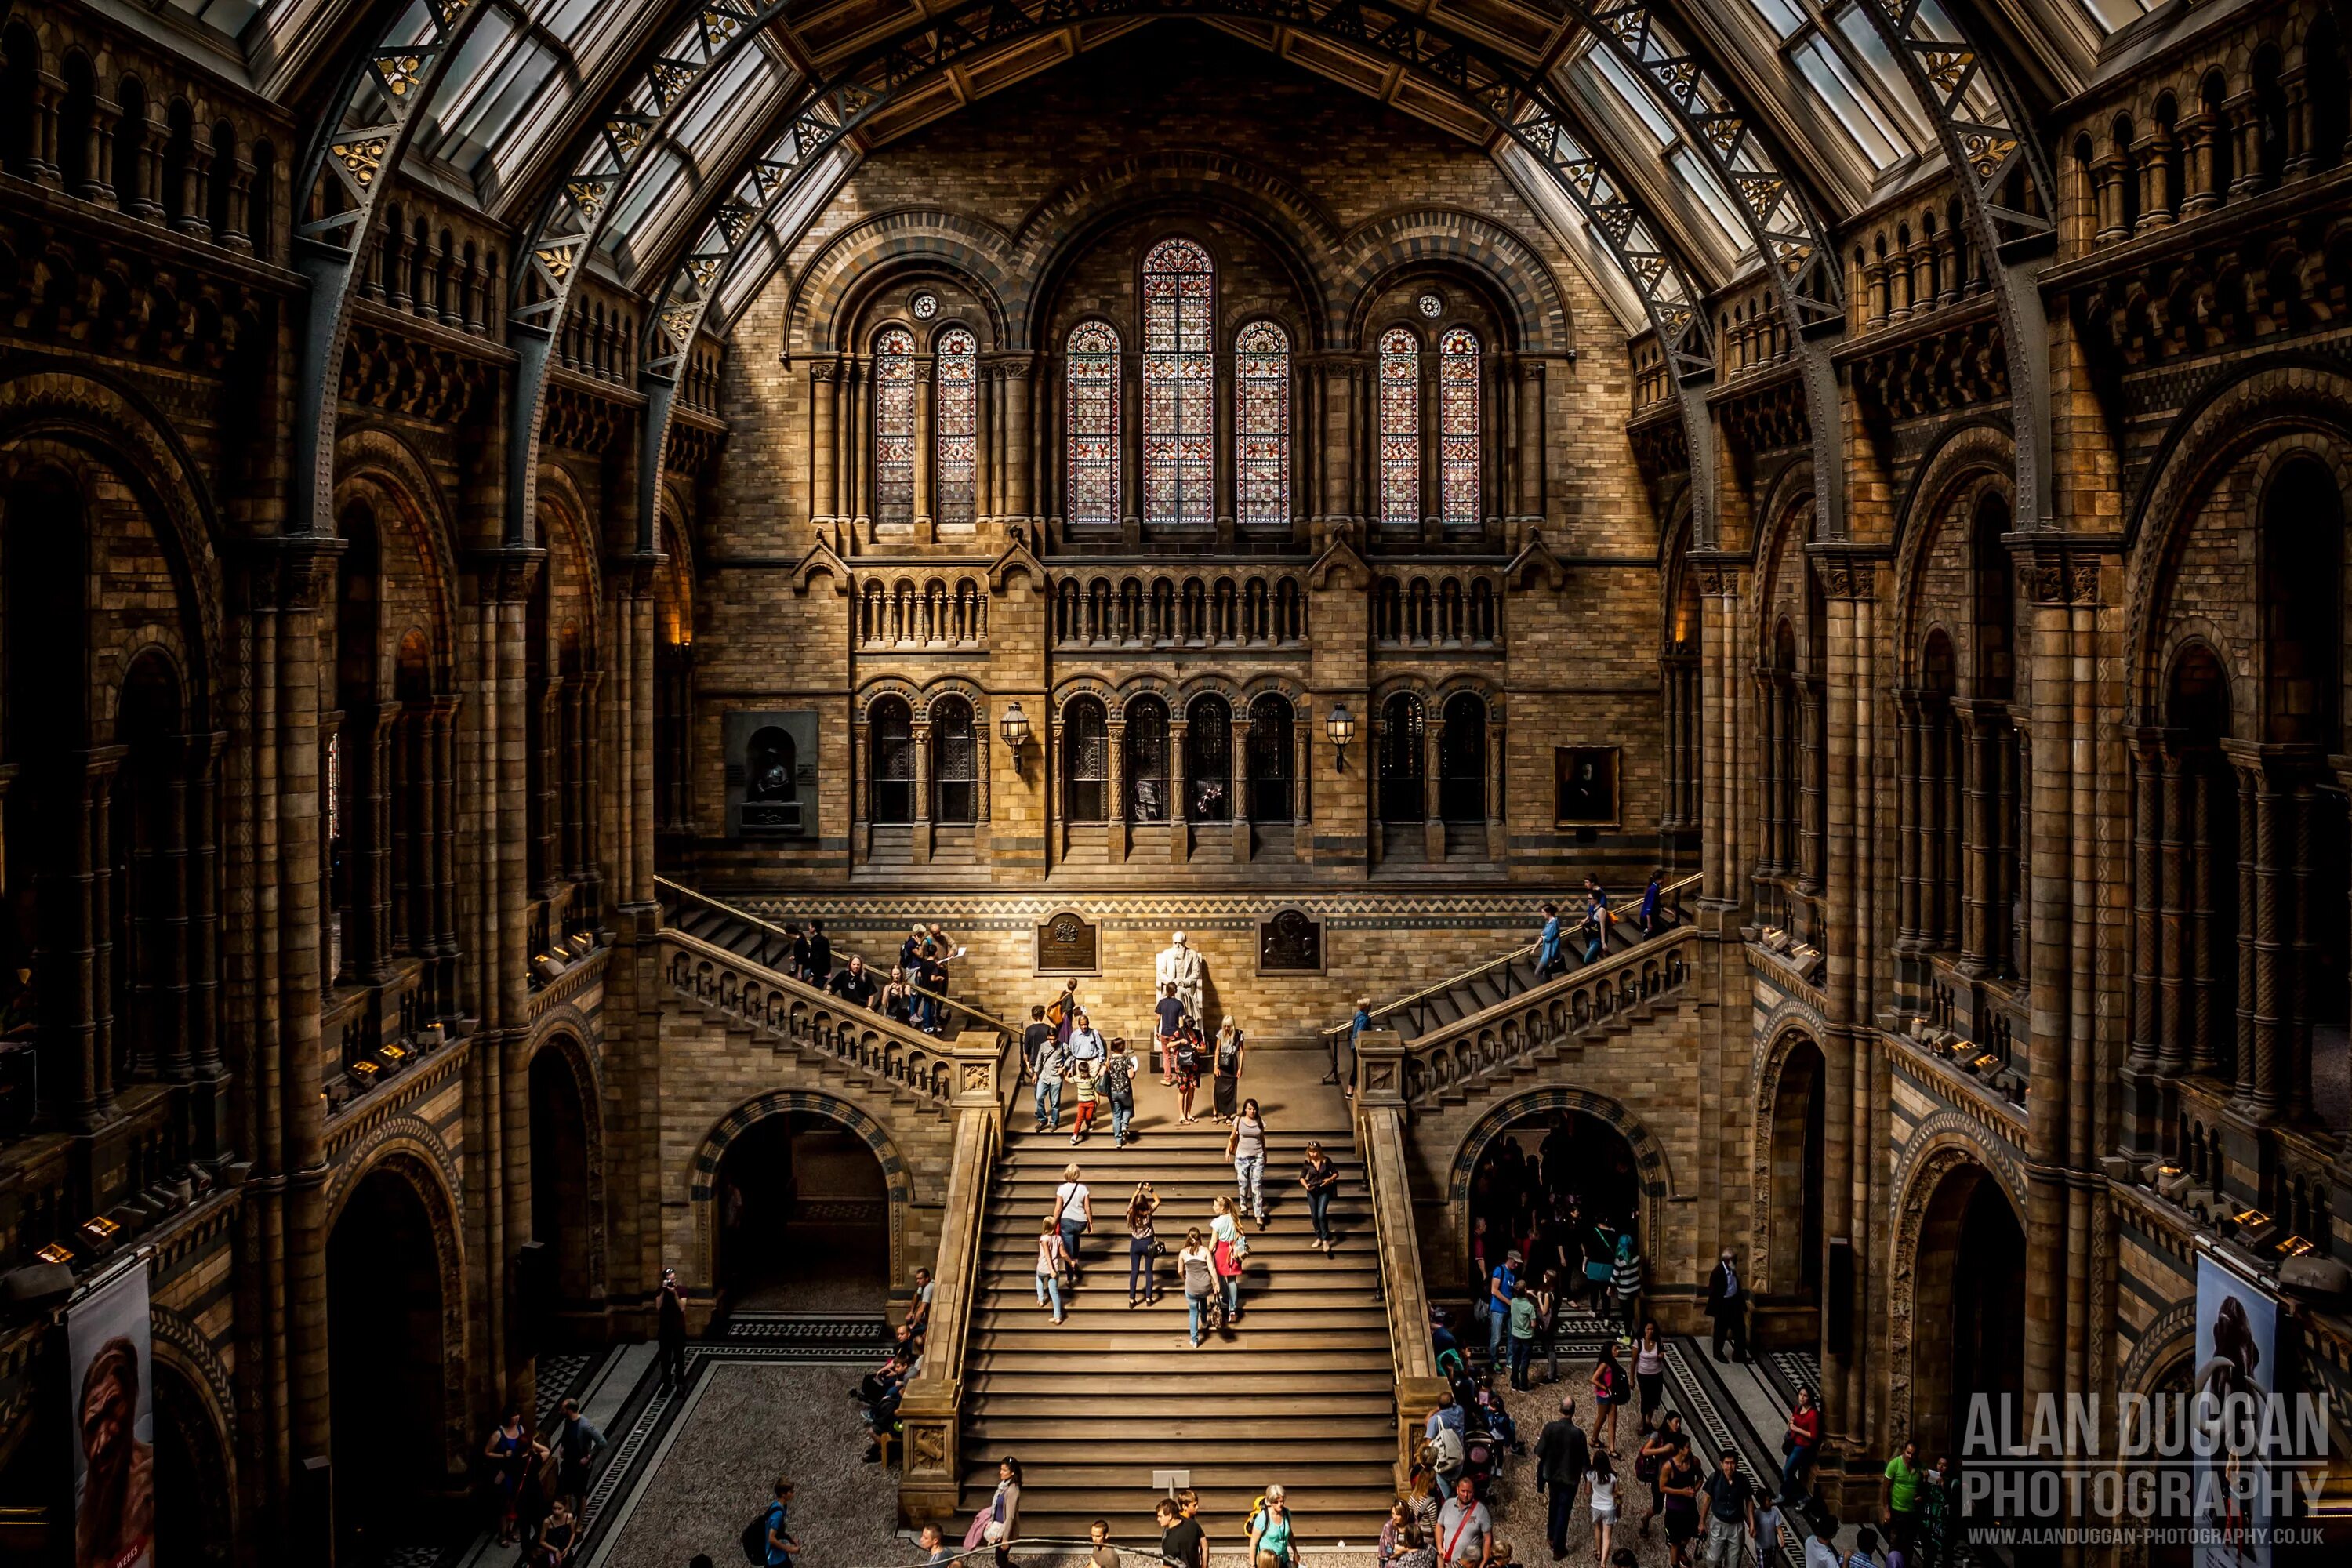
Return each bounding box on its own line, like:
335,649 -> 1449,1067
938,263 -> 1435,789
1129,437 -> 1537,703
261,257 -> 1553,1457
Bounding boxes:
328,1165 -> 448,1560
1911,1160 -> 2026,1457
527,1044 -> 596,1348
1467,1109 -> 1642,1294
151,1366 -> 234,1567
715,1111 -> 889,1314
1762,1036 -> 1827,1342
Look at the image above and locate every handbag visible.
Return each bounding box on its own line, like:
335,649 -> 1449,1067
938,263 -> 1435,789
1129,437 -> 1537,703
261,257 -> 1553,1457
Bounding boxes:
1635,1447 -> 1662,1483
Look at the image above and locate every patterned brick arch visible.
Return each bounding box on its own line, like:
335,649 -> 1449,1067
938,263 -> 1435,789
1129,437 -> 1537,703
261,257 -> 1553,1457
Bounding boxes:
0,367 -> 229,714
1446,1086 -> 1675,1271
2123,361 -> 2352,713
686,1087 -> 915,1294
1884,1127 -> 2027,1449
1332,209 -> 1572,354
787,209 -> 1020,356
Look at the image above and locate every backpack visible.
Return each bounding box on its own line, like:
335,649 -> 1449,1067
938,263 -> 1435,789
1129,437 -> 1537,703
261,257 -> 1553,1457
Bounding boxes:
1104,1054 -> 1133,1098
742,1504 -> 780,1564
1182,1250 -> 1216,1297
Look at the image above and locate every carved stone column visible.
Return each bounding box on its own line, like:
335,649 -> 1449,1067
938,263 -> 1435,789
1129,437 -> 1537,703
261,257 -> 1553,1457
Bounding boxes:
1108,717 -> 1128,865
912,717 -> 932,866
809,361 -> 838,524
1421,714 -> 1443,862
1170,717 -> 1190,866
1232,715 -> 1254,863
913,358 -> 936,535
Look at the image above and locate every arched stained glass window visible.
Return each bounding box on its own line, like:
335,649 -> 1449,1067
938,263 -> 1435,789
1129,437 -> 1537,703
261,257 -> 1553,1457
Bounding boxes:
1439,326 -> 1481,528
935,327 -> 978,528
1142,238 -> 1214,526
1378,327 -> 1421,528
874,326 -> 917,526
1235,321 -> 1290,529
1065,321 -> 1123,528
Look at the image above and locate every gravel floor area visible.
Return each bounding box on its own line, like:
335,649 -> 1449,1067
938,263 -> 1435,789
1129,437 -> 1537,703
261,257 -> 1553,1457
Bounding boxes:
1477,1355 -> 1690,1568
595,1362 -> 906,1567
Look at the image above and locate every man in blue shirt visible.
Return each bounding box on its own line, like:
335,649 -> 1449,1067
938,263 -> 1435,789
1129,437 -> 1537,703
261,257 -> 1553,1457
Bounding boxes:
1488,1247 -> 1522,1368
1335,996 -> 1372,1089
764,1477 -> 798,1566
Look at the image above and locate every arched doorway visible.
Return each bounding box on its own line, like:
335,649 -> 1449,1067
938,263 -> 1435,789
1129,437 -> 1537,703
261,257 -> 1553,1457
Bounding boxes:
1761,1034 -> 1827,1341
1907,1156 -> 2026,1457
328,1163 -> 450,1559
528,1043 -> 596,1348
1465,1108 -> 1642,1295
151,1362 -> 234,1567
715,1110 -> 890,1314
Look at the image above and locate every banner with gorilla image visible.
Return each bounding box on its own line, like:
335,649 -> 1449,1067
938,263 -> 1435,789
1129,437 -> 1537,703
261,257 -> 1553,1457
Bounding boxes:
67,1258 -> 154,1568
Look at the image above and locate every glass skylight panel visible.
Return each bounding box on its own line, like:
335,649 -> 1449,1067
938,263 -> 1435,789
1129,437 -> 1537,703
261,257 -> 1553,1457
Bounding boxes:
2074,0 -> 2159,30
1670,146 -> 1751,251
1791,35 -> 1905,167
1588,46 -> 1678,147
1830,4 -> 1922,122
1744,0 -> 1809,40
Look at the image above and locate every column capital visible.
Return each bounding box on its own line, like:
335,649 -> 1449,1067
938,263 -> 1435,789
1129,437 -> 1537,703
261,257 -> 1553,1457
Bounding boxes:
233,535 -> 347,613
1686,547 -> 1751,597
1804,541 -> 1890,601
605,549 -> 664,598
467,545 -> 548,604
2000,529 -> 2121,606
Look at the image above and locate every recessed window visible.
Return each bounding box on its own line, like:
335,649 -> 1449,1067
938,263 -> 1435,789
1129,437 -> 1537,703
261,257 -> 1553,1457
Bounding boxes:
911,292 -> 938,319
1417,292 -> 1444,318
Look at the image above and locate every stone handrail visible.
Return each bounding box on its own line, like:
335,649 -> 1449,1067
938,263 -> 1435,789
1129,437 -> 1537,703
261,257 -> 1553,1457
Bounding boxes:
898,1030 -> 1008,1523
654,874 -> 1016,1046
1401,925 -> 1698,1105
1322,873 -> 1701,1042
1352,1028 -> 1450,1488
657,926 -> 959,1107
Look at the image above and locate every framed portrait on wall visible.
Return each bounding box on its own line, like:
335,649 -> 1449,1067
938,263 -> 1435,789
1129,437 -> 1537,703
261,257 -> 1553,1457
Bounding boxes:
1553,746 -> 1620,828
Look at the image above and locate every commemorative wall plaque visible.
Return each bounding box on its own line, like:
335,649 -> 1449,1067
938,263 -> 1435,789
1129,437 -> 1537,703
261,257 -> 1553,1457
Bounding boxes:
1035,909 -> 1101,975
1257,907 -> 1324,974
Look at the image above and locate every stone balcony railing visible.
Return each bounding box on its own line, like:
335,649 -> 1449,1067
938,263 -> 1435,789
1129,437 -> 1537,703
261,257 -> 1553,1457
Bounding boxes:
1399,927 -> 1697,1107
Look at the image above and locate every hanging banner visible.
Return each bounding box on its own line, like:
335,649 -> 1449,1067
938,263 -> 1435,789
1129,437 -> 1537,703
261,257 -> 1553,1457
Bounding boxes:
2192,1249 -> 2279,1568
67,1258 -> 154,1568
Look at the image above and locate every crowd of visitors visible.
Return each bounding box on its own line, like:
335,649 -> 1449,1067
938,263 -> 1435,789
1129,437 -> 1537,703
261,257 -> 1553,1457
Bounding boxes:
755,915 -> 974,1036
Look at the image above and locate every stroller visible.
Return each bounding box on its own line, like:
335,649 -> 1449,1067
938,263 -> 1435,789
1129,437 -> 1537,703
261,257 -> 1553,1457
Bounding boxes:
1460,1425 -> 1503,1501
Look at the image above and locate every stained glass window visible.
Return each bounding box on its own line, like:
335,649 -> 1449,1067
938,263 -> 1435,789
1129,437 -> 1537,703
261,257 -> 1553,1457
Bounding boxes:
873,326 -> 916,526
1235,321 -> 1290,529
1379,327 -> 1421,528
935,327 -> 977,528
1065,321 -> 1123,528
1439,326 -> 1481,528
1142,238 -> 1214,526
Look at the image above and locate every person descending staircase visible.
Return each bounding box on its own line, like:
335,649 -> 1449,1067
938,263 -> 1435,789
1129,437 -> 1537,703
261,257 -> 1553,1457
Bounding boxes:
1341,875 -> 1697,1049
959,1052 -> 1398,1550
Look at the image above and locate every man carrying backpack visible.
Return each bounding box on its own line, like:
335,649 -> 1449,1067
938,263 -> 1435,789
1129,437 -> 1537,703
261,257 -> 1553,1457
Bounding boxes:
742,1475 -> 796,1566
1103,1038 -> 1138,1147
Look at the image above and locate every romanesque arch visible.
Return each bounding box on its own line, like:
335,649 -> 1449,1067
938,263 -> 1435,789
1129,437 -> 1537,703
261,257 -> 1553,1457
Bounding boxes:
685,1087 -> 915,1296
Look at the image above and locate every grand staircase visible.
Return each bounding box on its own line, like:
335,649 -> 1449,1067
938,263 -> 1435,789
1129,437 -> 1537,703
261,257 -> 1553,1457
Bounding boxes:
1368,880 -> 1694,1046
959,1073 -> 1398,1547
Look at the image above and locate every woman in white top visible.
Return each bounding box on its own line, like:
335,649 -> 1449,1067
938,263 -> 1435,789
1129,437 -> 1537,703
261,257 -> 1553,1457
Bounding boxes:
1589,1446 -> 1619,1563
1054,1163 -> 1092,1286
987,1455 -> 1023,1568
1176,1226 -> 1217,1347
1633,1319 -> 1668,1432
1033,1216 -> 1068,1324
1225,1098 -> 1269,1225
1210,1194 -> 1249,1324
